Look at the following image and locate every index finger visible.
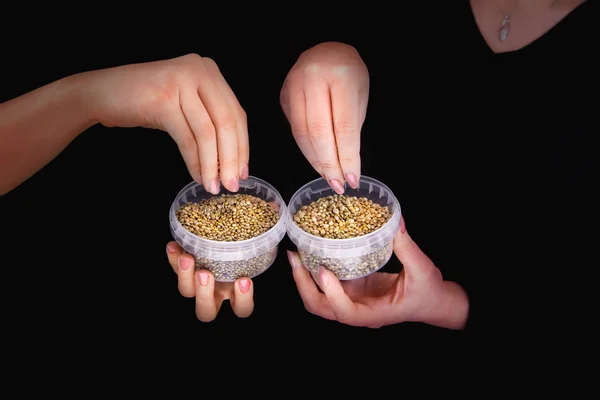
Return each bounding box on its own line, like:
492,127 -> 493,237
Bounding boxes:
393,216 -> 437,281
303,69 -> 345,194
330,80 -> 362,189
318,267 -> 378,328
288,251 -> 335,320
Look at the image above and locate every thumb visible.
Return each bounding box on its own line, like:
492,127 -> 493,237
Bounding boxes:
393,215 -> 438,281
280,82 -> 291,120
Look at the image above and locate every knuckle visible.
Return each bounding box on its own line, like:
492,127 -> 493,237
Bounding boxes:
302,62 -> 323,77
237,107 -> 247,124
177,134 -> 197,151
334,120 -> 357,138
307,123 -> 331,141
337,156 -> 356,165
291,127 -> 309,139
318,161 -> 339,172
215,115 -> 237,132
303,300 -> 318,315
197,122 -> 217,140
201,56 -> 218,68
182,53 -> 203,66
220,158 -> 239,172
336,314 -> 353,325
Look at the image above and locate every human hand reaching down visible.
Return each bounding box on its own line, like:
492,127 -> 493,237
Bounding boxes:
280,42 -> 369,193
85,53 -> 249,193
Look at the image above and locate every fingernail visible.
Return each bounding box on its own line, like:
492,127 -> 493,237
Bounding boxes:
319,266 -> 329,287
328,179 -> 345,195
241,163 -> 249,180
166,242 -> 177,253
287,250 -> 297,270
179,258 -> 192,271
229,176 -> 239,192
238,278 -> 251,294
400,215 -> 407,234
210,178 -> 220,194
197,271 -> 209,286
196,175 -> 203,185
345,173 -> 359,189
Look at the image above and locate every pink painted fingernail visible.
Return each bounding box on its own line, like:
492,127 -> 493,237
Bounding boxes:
179,258 -> 192,271
210,178 -> 220,194
238,278 -> 251,294
166,242 -> 178,253
229,176 -> 239,192
345,173 -> 359,189
287,250 -> 297,270
328,179 -> 344,194
197,271 -> 209,286
319,266 -> 329,288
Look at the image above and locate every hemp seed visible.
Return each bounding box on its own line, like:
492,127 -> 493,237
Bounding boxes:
293,194 -> 393,279
176,194 -> 280,281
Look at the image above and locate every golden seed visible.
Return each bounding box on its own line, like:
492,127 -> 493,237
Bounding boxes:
176,194 -> 279,242
293,194 -> 391,239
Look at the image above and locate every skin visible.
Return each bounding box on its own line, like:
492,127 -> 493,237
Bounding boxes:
0,53 -> 251,320
0,53 -> 249,197
281,0 -> 585,329
470,0 -> 587,54
280,42 -> 369,194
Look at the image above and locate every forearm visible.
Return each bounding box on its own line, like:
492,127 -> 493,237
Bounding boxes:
423,281 -> 470,331
0,73 -> 95,195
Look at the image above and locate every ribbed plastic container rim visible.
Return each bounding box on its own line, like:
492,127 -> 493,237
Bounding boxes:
285,176 -> 401,258
169,177 -> 287,262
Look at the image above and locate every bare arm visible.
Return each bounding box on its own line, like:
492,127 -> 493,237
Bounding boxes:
0,73 -> 94,195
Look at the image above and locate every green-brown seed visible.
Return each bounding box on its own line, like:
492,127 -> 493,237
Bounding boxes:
293,194 -> 391,239
176,194 -> 279,242
293,194 -> 393,280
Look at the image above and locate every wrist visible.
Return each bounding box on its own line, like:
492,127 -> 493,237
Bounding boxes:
60,71 -> 99,129
422,281 -> 470,330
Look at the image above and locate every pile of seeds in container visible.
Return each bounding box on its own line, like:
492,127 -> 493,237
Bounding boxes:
294,194 -> 393,280
176,193 -> 280,282
176,194 -> 279,242
293,194 -> 391,239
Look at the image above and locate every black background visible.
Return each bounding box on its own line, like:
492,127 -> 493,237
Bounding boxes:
1,2 -> 598,358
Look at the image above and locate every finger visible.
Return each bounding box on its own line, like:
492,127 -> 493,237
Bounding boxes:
319,266 -> 376,327
393,215 -> 437,281
166,241 -> 183,273
177,254 -> 196,298
199,57 -> 240,192
330,80 -> 362,189
162,100 -> 203,185
179,88 -> 220,194
204,59 -> 249,180
195,270 -> 219,322
287,251 -> 335,320
303,68 -> 345,193
231,278 -> 254,318
284,80 -> 323,176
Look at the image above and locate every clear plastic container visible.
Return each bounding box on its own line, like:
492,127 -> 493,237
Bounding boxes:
169,176 -> 287,282
286,176 -> 401,280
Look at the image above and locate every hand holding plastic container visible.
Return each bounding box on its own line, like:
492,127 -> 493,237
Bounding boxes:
169,176 -> 287,282
286,176 -> 401,280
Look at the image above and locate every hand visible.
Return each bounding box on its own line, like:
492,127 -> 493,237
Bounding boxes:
83,53 -> 248,193
280,42 -> 369,193
166,241 -> 254,322
287,218 -> 469,330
